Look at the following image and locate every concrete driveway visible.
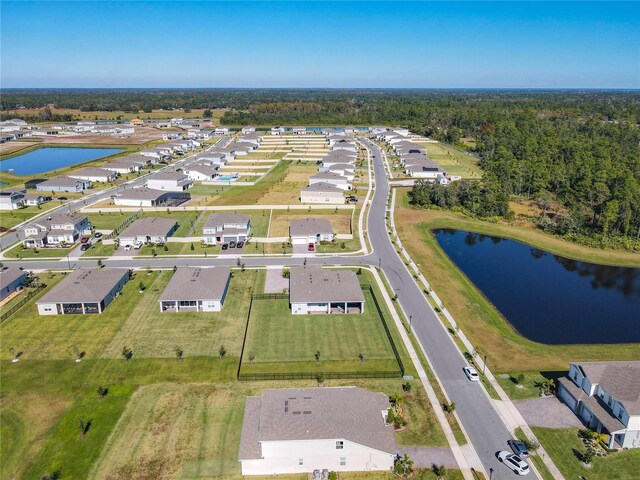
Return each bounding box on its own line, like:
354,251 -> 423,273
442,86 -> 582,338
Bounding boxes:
293,243 -> 311,254
514,396 -> 583,429
264,267 -> 288,293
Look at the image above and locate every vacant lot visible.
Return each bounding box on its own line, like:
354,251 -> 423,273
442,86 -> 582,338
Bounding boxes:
101,270 -> 256,359
269,209 -> 352,237
241,289 -> 400,375
257,162 -> 317,205
414,142 -> 482,179
89,383 -> 244,480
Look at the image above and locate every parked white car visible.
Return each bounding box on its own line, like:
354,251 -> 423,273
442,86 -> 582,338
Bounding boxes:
497,451 -> 530,475
463,366 -> 479,382
133,240 -> 143,249
124,244 -> 132,252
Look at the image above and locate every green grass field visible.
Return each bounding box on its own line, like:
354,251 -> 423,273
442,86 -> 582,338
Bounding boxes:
86,210 -> 200,236
532,427 -> 640,480
418,142 -> 482,179
240,287 -> 400,375
100,270 -> 255,359
3,243 -> 76,259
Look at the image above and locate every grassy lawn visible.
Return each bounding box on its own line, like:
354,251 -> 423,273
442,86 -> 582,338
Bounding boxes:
89,383 -> 244,479
85,210 -> 200,236
3,243 -> 76,259
0,205 -> 58,230
23,385 -> 135,480
269,209 -> 353,237
192,209 -> 271,237
100,269 -> 256,359
0,392 -> 73,479
532,427 -> 640,480
494,371 -> 565,400
241,287 -> 400,375
394,188 -> 640,372
316,238 -> 361,254
136,241 -> 220,257
415,142 -> 482,179
257,161 -> 317,205
0,272 -> 140,360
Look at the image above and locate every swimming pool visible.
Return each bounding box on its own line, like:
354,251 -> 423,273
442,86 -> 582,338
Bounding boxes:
217,175 -> 239,182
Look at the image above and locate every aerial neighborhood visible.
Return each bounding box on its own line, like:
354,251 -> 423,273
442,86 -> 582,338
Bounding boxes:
0,95 -> 638,480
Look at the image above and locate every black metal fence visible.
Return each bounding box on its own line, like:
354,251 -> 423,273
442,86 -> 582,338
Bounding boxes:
237,286 -> 405,381
103,209 -> 142,241
0,284 -> 45,324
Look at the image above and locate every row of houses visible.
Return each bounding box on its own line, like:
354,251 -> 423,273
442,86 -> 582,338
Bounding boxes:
21,212 -> 92,248
300,132 -> 359,204
375,128 -> 460,184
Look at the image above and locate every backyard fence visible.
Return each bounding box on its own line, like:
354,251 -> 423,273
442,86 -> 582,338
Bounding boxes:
0,284 -> 45,324
236,286 -> 405,381
103,209 -> 142,240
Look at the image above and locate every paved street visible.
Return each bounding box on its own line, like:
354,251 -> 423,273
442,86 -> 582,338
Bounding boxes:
1,136 -> 528,479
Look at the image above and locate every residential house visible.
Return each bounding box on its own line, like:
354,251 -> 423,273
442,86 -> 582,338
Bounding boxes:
215,127 -> 230,136
331,139 -> 358,153
0,268 -> 27,302
344,126 -> 357,135
233,141 -> 258,155
558,361 -> 640,449
69,167 -> 117,183
0,188 -> 25,210
300,182 -> 345,204
238,386 -> 394,475
289,266 -> 365,314
113,187 -> 190,207
36,176 -> 91,193
147,172 -> 193,192
184,163 -> 219,181
271,126 -> 285,136
203,213 -> 251,245
22,193 -> 51,207
326,164 -> 355,181
289,218 -> 334,245
129,118 -> 144,126
163,131 -> 184,141
368,126 -> 387,135
22,213 -> 92,248
103,161 -> 140,174
117,217 -> 177,246
309,172 -> 351,191
171,118 -> 184,125
36,268 -> 130,315
291,126 -> 307,135
242,126 -> 256,134
158,267 -> 231,312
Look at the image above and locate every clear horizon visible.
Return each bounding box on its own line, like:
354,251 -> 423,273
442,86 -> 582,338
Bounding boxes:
2,1 -> 639,89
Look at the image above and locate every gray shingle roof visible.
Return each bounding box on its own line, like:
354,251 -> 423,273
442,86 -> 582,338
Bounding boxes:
117,187 -> 167,201
159,267 -> 230,302
576,361 -> 640,415
310,172 -> 348,182
290,266 -> 365,304
290,218 -> 333,237
118,217 -> 177,238
37,269 -> 128,304
0,268 -> 26,290
204,213 -> 250,229
238,387 -> 394,460
301,182 -> 344,194
39,176 -> 87,187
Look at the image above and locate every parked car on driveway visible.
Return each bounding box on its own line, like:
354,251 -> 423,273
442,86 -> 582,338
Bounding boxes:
507,440 -> 529,458
229,241 -> 237,248
94,232 -> 103,238
80,244 -> 91,251
236,241 -> 244,248
80,236 -> 90,244
124,244 -> 132,251
308,243 -> 315,252
497,451 -> 530,475
133,240 -> 143,250
463,366 -> 479,381
221,243 -> 228,250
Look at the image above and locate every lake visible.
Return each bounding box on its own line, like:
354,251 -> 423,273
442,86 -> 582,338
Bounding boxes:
0,147 -> 124,175
434,229 -> 640,345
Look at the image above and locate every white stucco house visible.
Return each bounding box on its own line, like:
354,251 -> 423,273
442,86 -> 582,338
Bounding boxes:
0,188 -> 25,210
289,218 -> 334,245
21,213 -> 92,248
203,213 -> 251,244
289,266 -> 365,314
238,386 -> 395,475
271,126 -> 285,136
309,172 -> 351,191
0,268 -> 27,302
162,131 -> 183,140
558,361 -> 640,449
215,127 -> 229,136
117,217 -> 177,246
113,187 -> 190,207
242,126 -> 256,134
183,164 -> 219,181
68,167 -> 117,183
36,177 -> 91,193
147,172 -> 193,192
158,267 -> 231,312
300,182 -> 345,204
291,126 -> 307,135
36,268 -> 129,315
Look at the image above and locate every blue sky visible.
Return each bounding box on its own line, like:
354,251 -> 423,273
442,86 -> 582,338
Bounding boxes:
1,1 -> 638,88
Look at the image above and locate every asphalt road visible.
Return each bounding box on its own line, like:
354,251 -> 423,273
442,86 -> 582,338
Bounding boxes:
2,136 -> 524,479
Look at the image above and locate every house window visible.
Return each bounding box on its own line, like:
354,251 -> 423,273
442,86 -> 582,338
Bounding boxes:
608,398 -> 612,407
340,457 -> 346,466
298,458 -> 304,466
617,410 -> 623,420
336,441 -> 344,449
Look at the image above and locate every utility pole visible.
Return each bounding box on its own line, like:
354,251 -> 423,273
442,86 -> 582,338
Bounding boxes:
483,354 -> 487,375
409,315 -> 412,328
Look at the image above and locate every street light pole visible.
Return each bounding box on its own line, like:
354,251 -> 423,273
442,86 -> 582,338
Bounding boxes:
409,315 -> 412,328
483,354 -> 487,376
489,468 -> 493,480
